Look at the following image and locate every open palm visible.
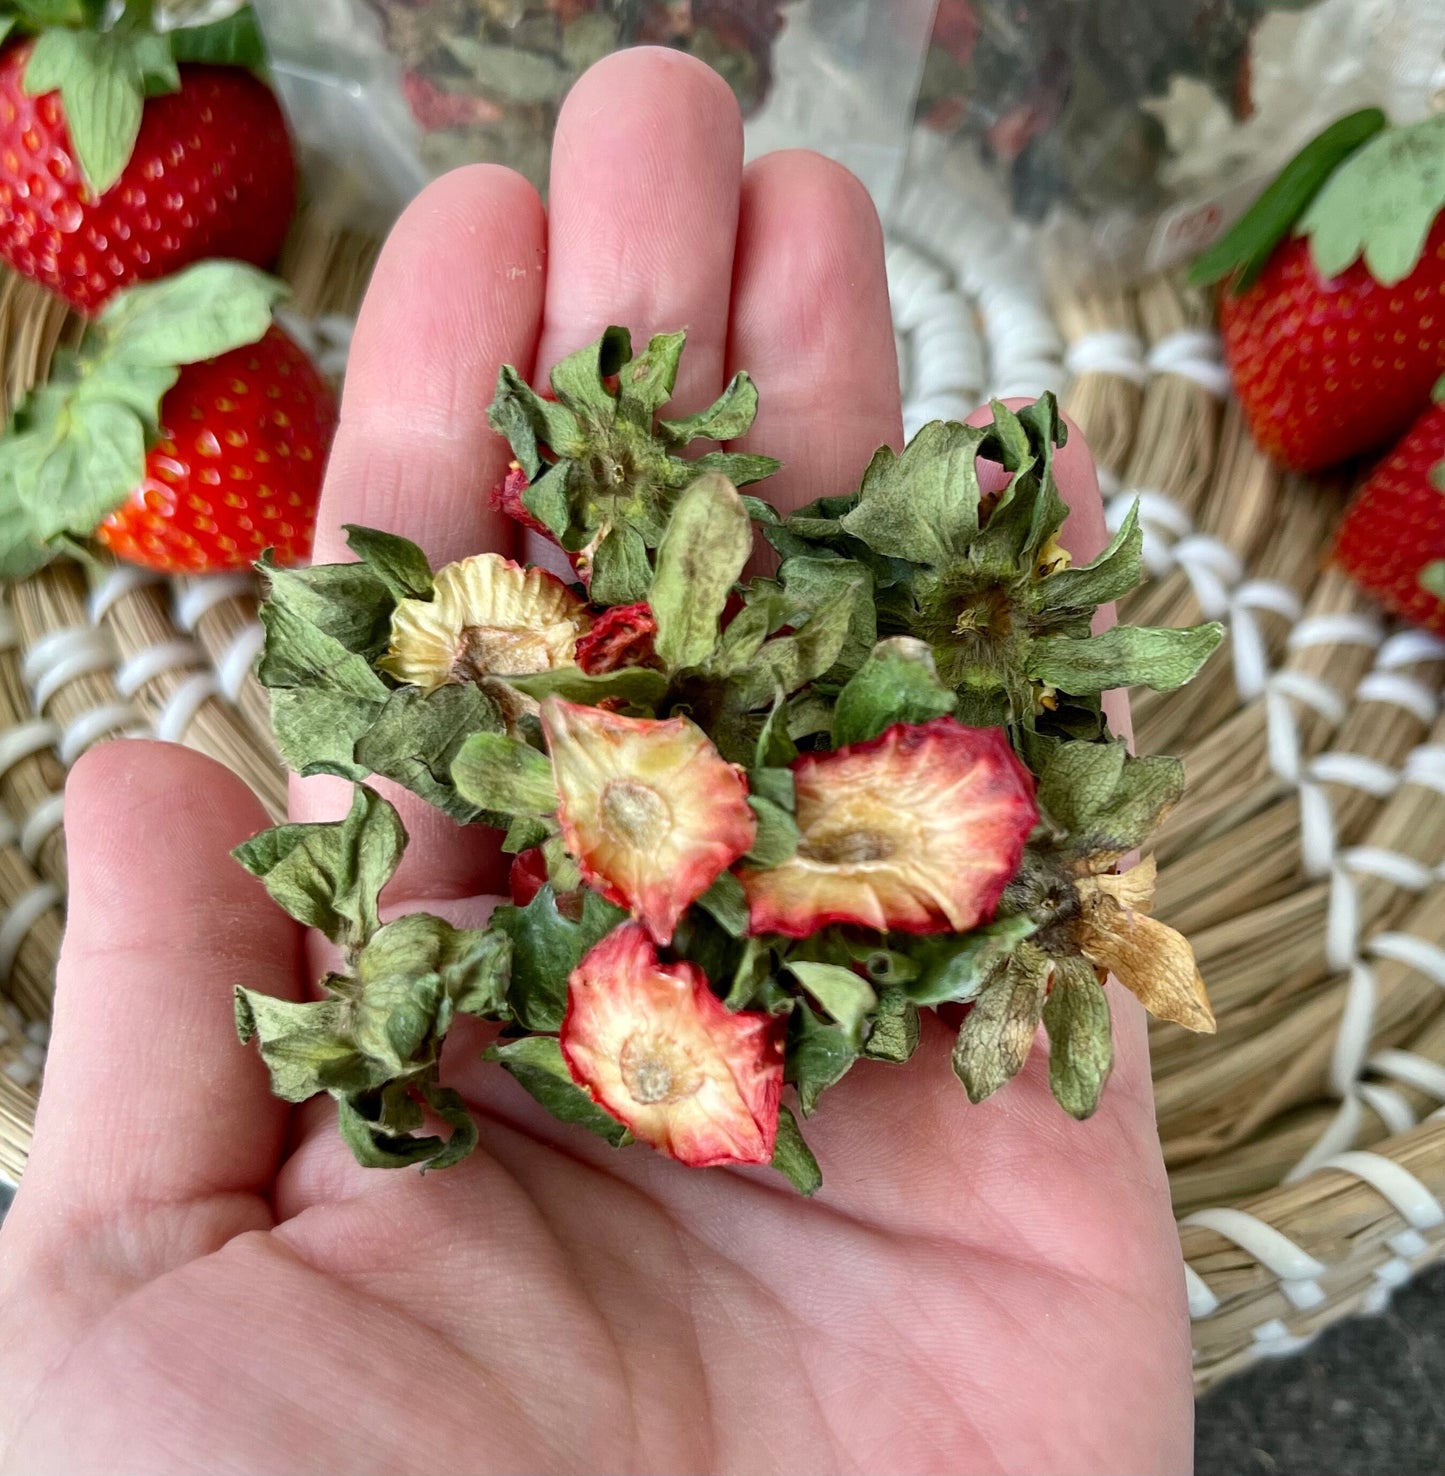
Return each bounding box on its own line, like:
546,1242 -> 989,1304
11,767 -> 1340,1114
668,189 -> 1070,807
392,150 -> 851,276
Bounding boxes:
0,49 -> 1193,1475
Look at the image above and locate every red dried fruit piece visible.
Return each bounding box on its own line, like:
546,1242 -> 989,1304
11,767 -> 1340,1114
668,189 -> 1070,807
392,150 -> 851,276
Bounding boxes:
541,699 -> 756,945
489,459 -> 559,545
401,70 -> 504,132
561,921 -> 784,1166
740,717 -> 1037,938
509,847 -> 549,908
575,602 -> 661,675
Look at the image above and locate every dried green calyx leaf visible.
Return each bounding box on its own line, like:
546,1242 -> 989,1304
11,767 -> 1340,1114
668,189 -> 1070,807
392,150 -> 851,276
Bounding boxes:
489,882 -> 628,1033
235,801 -> 512,1173
788,961 -> 877,1045
951,942 -> 1050,1103
1300,113 -> 1445,286
1031,737 -> 1185,859
1042,956 -> 1114,1120
486,327 -> 780,602
831,636 -> 957,747
232,785 -> 403,952
649,472 -> 754,671
487,1035 -> 630,1147
0,262 -> 287,577
786,1002 -> 859,1117
770,1104 -> 822,1195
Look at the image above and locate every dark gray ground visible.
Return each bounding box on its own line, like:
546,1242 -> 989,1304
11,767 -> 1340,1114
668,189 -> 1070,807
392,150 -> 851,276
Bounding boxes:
1194,1262 -> 1445,1476
0,1176 -> 1439,1472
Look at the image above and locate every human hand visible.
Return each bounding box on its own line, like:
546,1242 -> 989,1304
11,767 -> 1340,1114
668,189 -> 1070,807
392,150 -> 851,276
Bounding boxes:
0,48 -> 1193,1475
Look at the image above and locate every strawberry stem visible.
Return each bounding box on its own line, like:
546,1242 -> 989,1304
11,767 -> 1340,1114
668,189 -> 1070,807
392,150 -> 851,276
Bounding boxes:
1189,107 -> 1387,293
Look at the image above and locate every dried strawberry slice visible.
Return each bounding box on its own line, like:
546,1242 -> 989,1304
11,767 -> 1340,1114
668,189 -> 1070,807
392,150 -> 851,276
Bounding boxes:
381,552 -> 589,695
541,699 -> 756,945
741,717 -> 1037,937
561,922 -> 784,1166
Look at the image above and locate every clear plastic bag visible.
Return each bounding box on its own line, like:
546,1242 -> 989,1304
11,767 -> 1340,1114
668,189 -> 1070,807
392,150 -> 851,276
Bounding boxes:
252,0 -> 934,229
910,0 -> 1445,280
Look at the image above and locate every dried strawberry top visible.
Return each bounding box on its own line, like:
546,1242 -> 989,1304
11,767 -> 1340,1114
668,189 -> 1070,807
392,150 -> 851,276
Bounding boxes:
763,396 -> 1222,735
486,326 -> 780,604
541,698 -> 756,946
741,717 -> 1038,938
561,922 -> 784,1167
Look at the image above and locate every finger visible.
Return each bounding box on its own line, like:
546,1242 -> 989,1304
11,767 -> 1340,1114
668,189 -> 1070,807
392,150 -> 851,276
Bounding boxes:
727,150 -> 901,515
535,47 -> 744,414
17,742 -> 304,1221
296,164 -> 548,899
316,163 -> 547,567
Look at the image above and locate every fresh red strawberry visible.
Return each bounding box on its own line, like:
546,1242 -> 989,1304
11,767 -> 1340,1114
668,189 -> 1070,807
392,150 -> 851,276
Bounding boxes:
0,261 -> 334,578
95,325 -> 335,574
1194,109 -> 1445,472
0,29 -> 294,313
1333,396 -> 1445,636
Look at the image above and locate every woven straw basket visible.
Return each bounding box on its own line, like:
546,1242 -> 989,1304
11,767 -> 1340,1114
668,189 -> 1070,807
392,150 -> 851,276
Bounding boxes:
3,180 -> 1444,1396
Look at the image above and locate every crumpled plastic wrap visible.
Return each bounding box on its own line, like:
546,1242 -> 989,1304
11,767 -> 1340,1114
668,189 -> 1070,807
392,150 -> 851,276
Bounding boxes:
913,0 -> 1445,279
251,0 -> 935,228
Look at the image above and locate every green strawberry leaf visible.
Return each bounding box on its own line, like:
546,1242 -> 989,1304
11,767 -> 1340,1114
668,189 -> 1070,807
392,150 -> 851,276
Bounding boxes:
1033,738 -> 1184,856
788,961 -> 876,1044
744,794 -> 800,867
1033,502 -> 1143,615
649,472 -> 753,672
355,684 -> 505,825
487,1035 -> 631,1146
831,636 -> 957,747
490,884 -> 627,1033
590,523 -> 653,605
168,5 -> 268,71
778,556 -> 877,681
658,372 -> 764,445
840,420 -> 991,566
861,987 -> 920,1064
98,261 -> 286,367
1043,958 -> 1114,1120
451,731 -> 556,816
1421,560 -> 1445,599
344,525 -> 434,603
1300,113 -> 1445,286
748,764 -> 795,811
904,914 -> 1040,1007
786,1002 -> 859,1116
337,1080 -> 477,1172
501,664 -> 668,713
233,991 -> 357,1103
769,1104 -> 822,1195
232,785 -> 404,949
696,870 -> 750,937
0,263 -> 288,563
1027,622 -> 1223,695
615,330 -> 684,427
951,944 -> 1050,1103
1189,107 -> 1387,291
24,28 -> 180,193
